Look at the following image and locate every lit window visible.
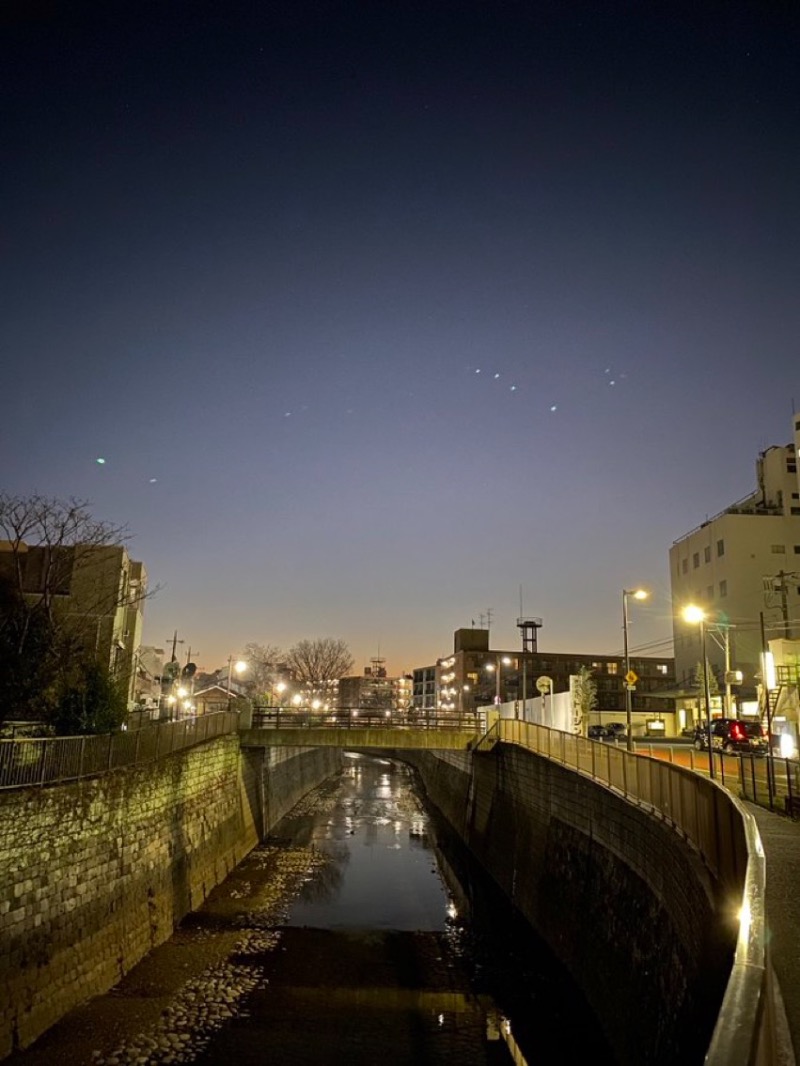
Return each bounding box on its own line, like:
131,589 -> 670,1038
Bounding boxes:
606,663 -> 618,675
657,664 -> 668,675
720,580 -> 728,597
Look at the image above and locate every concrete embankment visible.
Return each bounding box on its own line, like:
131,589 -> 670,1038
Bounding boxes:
0,735 -> 340,1058
409,744 -> 734,1066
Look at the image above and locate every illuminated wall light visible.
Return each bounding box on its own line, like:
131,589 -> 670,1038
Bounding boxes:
762,651 -> 777,690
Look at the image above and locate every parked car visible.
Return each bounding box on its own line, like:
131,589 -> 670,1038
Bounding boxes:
693,718 -> 768,755
587,725 -> 607,739
605,722 -> 627,740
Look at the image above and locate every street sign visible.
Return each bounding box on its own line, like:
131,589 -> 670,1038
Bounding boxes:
625,670 -> 638,686
536,676 -> 552,694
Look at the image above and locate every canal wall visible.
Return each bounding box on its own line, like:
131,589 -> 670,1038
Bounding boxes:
410,744 -> 731,1066
0,736 -> 340,1058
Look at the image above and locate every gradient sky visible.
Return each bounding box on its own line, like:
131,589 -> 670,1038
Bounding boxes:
3,1 -> 799,675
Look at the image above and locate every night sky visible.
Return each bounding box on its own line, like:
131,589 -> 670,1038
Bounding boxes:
3,1 -> 799,675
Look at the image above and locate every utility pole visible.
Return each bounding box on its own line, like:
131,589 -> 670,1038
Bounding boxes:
760,612 -> 775,810
166,630 -> 184,663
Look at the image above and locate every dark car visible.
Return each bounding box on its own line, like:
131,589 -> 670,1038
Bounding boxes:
693,718 -> 767,755
605,722 -> 627,741
587,725 -> 607,739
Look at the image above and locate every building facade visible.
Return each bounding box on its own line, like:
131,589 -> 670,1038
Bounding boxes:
670,433 -> 800,698
421,628 -> 675,735
338,659 -> 412,715
0,540 -> 147,706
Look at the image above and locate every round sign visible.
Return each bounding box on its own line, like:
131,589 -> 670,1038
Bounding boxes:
536,675 -> 553,694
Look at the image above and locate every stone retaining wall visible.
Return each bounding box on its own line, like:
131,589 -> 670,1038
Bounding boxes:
410,744 -> 733,1066
0,736 -> 340,1058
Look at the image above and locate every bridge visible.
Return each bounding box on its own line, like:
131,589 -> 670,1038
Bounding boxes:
241,708 -> 483,750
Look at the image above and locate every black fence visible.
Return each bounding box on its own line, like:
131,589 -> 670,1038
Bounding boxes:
0,711 -> 239,791
735,751 -> 800,816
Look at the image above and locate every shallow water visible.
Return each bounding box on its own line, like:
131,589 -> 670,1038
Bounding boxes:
191,752 -> 615,1065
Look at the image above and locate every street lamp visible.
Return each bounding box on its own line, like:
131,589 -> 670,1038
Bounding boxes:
226,657 -> 248,710
485,656 -> 512,705
622,588 -> 648,751
683,604 -> 715,779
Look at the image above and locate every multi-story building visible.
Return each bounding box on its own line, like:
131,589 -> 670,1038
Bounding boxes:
0,540 -> 147,706
670,431 -> 800,698
134,645 -> 165,708
423,627 -> 675,735
411,665 -> 437,717
338,658 -> 412,715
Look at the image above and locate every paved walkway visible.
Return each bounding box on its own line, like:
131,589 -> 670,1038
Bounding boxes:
745,802 -> 800,1065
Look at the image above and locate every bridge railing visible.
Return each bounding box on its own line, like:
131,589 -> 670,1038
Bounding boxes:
0,711 -> 239,791
250,707 -> 481,731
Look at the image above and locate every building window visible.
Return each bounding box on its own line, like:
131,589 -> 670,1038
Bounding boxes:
706,585 -> 714,600
704,546 -> 711,563
792,508 -> 800,516
772,545 -> 786,554
795,546 -> 800,555
606,663 -> 618,675
657,664 -> 668,675
681,558 -> 688,574
717,539 -> 725,557
720,580 -> 728,597
693,552 -> 700,569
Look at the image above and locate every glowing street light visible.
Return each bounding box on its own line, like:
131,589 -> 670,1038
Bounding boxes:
683,604 -> 715,779
485,656 -> 512,705
622,588 -> 648,751
226,657 -> 248,710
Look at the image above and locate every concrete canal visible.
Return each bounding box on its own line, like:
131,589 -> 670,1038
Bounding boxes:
8,752 -> 615,1065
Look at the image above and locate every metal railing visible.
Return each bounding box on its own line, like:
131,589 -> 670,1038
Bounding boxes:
0,711 -> 239,791
490,719 -> 773,1066
250,707 -> 481,731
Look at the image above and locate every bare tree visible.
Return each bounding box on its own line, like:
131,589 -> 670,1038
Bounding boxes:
285,638 -> 354,694
0,494 -> 152,727
0,494 -> 133,651
240,642 -> 284,696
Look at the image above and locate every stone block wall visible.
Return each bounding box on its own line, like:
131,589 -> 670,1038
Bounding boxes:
0,736 -> 341,1058
410,744 -> 734,1066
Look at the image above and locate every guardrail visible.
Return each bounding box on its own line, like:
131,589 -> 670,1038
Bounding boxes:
490,719 -> 774,1066
0,711 -> 239,791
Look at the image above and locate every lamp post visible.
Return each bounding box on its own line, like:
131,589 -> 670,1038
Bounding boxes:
485,655 -> 512,705
683,605 -> 715,779
622,588 -> 648,751
226,656 -> 248,710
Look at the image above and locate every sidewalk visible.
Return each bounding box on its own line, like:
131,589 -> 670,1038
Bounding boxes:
745,802 -> 800,1065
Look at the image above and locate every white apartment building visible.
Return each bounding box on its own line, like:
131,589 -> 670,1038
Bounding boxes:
670,428 -> 800,695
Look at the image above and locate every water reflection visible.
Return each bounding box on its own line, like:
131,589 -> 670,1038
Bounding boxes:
287,754 -> 450,932
190,752 -> 615,1066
